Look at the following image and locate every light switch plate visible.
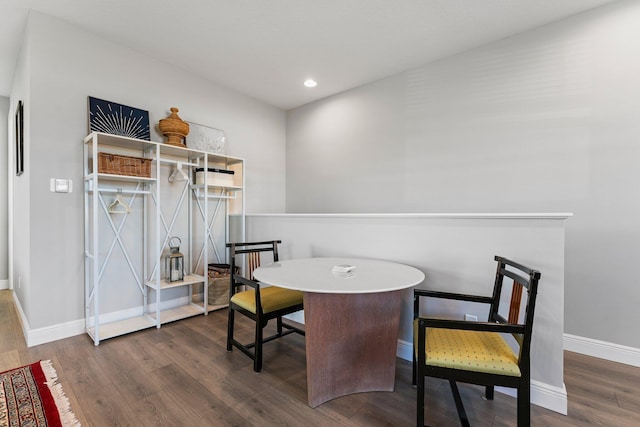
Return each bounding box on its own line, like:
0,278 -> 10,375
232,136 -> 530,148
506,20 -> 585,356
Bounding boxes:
50,178 -> 73,193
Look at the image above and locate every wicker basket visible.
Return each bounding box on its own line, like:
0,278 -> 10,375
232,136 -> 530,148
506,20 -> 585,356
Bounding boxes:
207,264 -> 238,306
97,152 -> 152,177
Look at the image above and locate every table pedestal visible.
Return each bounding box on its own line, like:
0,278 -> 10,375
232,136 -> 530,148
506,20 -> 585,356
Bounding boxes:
304,289 -> 404,407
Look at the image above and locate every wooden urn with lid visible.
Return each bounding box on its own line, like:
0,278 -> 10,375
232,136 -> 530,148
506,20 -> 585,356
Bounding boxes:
159,107 -> 189,147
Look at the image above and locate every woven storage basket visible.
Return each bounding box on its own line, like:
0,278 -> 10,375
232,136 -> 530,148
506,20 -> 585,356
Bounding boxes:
98,152 -> 152,177
207,264 -> 238,306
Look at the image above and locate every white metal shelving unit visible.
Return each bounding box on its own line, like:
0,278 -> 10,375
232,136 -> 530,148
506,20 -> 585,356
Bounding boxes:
84,132 -> 245,345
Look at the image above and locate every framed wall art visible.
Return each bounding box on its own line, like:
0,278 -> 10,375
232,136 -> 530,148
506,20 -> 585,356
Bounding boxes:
186,122 -> 226,154
88,96 -> 150,140
15,100 -> 23,176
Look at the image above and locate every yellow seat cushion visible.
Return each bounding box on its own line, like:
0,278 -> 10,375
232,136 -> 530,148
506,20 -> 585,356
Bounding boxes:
414,319 -> 521,377
231,286 -> 303,314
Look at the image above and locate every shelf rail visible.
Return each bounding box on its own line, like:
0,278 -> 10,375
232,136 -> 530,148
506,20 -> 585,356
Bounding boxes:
97,189 -> 145,294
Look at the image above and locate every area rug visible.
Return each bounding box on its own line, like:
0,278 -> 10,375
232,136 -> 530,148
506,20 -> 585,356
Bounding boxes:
0,360 -> 80,426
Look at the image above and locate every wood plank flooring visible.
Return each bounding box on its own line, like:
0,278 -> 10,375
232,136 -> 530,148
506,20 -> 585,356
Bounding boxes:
1,289 -> 638,426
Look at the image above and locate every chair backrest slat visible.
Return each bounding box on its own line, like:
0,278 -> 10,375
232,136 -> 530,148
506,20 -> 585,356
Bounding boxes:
490,255 -> 541,368
508,281 -> 524,323
500,269 -> 531,289
229,240 -> 282,247
248,252 -> 260,280
228,240 -> 281,293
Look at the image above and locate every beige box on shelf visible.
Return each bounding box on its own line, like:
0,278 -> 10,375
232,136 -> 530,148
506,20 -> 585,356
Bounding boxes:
195,167 -> 235,187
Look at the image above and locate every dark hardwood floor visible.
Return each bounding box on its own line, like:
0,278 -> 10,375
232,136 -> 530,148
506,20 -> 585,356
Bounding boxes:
1,290 -> 638,426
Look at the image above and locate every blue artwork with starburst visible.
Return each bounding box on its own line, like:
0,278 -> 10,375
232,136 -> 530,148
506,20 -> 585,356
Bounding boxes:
88,96 -> 150,140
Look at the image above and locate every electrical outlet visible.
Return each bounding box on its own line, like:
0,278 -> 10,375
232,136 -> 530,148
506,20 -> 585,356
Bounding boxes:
464,314 -> 477,322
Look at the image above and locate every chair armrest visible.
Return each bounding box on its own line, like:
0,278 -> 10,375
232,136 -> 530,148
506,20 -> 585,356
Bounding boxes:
417,317 -> 525,334
233,274 -> 259,290
414,289 -> 493,304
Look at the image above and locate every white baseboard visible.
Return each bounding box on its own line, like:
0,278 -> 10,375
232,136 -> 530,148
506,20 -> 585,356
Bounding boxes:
14,293 -> 196,347
28,318 -> 86,347
284,311 -> 305,324
495,382 -> 567,415
0,279 -> 8,290
396,338 -> 415,363
9,292 -> 79,349
12,292 -> 30,343
397,339 -> 568,415
564,333 -> 640,367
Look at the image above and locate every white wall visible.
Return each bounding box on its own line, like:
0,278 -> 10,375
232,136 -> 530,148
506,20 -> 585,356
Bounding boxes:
12,12 -> 287,332
0,96 -> 8,288
285,0 -> 640,350
10,23 -> 30,310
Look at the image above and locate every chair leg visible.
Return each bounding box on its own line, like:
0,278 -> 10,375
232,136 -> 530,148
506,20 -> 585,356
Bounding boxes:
226,308 -> 234,351
485,385 -> 494,400
412,351 -> 417,386
254,320 -> 263,372
517,381 -> 531,427
416,375 -> 424,427
277,316 -> 283,335
449,380 -> 470,427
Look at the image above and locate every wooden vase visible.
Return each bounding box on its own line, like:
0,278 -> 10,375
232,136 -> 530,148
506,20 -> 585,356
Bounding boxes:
159,107 -> 189,147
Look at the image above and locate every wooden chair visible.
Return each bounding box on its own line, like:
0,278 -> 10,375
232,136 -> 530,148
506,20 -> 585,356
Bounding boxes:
413,255 -> 541,427
226,240 -> 304,372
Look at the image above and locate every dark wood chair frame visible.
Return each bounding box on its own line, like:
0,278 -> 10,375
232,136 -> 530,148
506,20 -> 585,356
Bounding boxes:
413,255 -> 541,427
226,240 -> 304,372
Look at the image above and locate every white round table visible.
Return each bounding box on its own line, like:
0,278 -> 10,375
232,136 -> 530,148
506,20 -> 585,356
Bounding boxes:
253,257 -> 425,407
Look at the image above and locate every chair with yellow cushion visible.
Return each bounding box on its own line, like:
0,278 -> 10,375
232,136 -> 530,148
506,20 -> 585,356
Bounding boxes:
226,240 -> 304,372
413,255 -> 541,427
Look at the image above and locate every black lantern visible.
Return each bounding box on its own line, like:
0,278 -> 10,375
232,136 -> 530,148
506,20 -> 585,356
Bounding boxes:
165,236 -> 184,282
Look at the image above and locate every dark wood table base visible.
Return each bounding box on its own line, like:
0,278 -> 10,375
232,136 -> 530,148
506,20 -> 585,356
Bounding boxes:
303,289 -> 404,407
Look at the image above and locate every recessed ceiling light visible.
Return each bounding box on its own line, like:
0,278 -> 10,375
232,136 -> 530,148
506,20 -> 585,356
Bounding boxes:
304,79 -> 317,88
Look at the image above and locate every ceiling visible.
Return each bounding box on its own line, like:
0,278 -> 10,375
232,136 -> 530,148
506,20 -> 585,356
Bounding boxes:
0,0 -> 616,110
